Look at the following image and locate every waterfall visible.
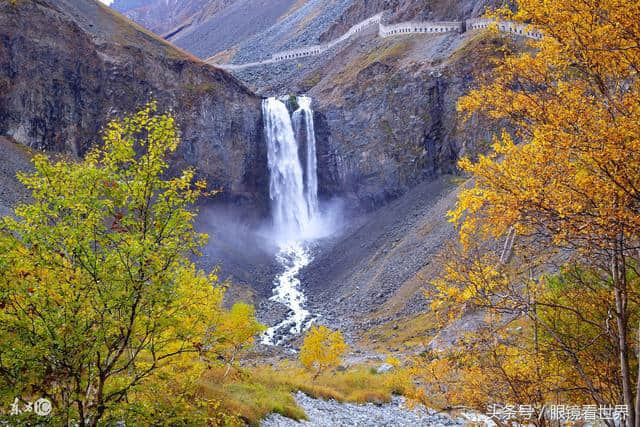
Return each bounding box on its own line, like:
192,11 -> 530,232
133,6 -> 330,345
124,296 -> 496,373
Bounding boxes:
261,96 -> 320,345
292,96 -> 319,221
262,97 -> 318,239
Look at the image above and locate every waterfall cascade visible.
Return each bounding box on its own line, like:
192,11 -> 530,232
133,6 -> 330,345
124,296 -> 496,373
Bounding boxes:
292,96 -> 319,223
261,96 -> 320,345
263,97 -> 313,239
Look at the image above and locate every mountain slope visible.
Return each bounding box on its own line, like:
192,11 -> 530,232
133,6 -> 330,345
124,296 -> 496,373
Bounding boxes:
101,0 -> 512,212
320,0 -> 502,42
0,0 -> 268,209
231,28 -> 513,212
171,0 -> 300,60
111,0 -> 235,36
116,0 -> 501,63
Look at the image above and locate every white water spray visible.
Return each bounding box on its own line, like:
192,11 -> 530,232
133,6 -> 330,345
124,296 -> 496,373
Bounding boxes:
293,96 -> 319,221
261,96 -> 321,345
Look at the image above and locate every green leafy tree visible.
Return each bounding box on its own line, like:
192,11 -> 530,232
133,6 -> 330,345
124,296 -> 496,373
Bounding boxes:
299,326 -> 348,379
0,102 -> 239,426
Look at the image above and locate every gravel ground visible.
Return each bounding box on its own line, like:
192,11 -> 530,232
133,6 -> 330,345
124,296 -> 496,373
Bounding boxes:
261,392 -> 465,427
172,0 -> 298,58
300,176 -> 462,338
231,0 -> 355,63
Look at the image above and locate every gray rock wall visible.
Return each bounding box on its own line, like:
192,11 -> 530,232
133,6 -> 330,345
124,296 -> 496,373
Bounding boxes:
302,31 -> 510,211
0,0 -> 268,211
312,67 -> 460,210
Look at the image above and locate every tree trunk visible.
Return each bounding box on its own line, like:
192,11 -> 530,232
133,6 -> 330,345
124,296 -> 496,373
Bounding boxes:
224,352 -> 237,379
612,247 -> 635,427
616,291 -> 634,427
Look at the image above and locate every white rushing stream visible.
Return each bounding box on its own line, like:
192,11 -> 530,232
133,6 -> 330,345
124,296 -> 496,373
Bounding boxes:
261,96 -> 320,345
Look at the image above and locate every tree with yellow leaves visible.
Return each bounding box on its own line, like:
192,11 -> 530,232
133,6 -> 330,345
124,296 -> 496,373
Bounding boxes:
434,0 -> 640,424
0,102 -> 261,426
423,242 -> 634,425
212,303 -> 266,378
300,326 -> 348,379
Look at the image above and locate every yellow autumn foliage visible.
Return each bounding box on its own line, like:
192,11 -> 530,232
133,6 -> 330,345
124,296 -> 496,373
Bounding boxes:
0,102 -> 264,426
299,326 -> 348,378
427,0 -> 640,423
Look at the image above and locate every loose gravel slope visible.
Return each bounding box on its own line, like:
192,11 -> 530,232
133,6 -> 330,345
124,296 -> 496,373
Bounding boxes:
262,392 -> 465,427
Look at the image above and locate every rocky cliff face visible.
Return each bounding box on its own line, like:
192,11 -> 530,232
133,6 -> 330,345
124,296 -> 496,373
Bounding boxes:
309,32 -> 507,210
233,28 -> 510,210
0,0 -> 268,210
165,0 -> 506,210
95,0 -> 510,210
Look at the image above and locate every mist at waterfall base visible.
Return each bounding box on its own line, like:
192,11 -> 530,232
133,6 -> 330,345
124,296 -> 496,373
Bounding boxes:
260,96 -> 340,346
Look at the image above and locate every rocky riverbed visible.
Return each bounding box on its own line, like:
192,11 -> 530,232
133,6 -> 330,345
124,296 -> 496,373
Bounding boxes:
261,392 -> 465,427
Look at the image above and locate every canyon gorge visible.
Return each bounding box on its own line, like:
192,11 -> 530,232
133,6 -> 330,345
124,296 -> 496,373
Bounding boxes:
0,0 -> 517,338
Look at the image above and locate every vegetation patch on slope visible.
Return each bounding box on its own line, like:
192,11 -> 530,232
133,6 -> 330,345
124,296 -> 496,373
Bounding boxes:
199,363 -> 413,426
329,38 -> 412,87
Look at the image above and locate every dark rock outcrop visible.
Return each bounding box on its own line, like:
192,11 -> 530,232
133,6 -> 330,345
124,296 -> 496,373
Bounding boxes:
0,0 -> 268,210
312,71 -> 459,209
